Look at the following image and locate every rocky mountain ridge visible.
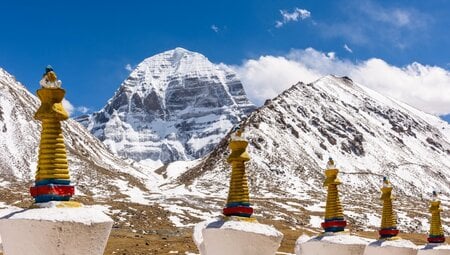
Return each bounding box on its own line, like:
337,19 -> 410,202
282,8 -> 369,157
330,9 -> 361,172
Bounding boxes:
162,75 -> 450,234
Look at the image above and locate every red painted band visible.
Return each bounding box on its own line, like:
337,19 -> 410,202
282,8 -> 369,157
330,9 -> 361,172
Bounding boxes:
427,237 -> 445,243
321,220 -> 347,229
379,229 -> 399,236
30,185 -> 74,197
223,206 -> 254,215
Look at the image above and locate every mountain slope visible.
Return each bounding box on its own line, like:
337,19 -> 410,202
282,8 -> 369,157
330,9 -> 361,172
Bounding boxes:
0,67 -> 156,204
77,48 -> 255,168
166,75 -> 450,234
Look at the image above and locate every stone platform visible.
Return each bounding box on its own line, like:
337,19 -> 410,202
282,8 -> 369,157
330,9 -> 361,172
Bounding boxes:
418,244 -> 450,255
363,238 -> 418,255
0,205 -> 113,255
194,218 -> 283,255
295,232 -> 372,255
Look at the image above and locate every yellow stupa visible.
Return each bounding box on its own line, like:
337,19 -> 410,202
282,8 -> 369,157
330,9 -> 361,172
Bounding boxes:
321,157 -> 347,232
427,191 -> 446,243
378,177 -> 399,239
222,126 -> 256,222
29,66 -> 78,206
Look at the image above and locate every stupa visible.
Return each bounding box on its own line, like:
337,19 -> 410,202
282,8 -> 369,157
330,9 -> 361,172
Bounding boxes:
295,158 -> 370,255
193,126 -> 283,255
417,191 -> 450,255
0,66 -> 113,255
363,177 -> 417,255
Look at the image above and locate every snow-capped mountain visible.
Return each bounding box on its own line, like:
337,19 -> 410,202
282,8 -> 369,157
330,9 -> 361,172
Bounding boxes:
0,67 -> 155,204
165,75 -> 450,234
77,48 -> 255,168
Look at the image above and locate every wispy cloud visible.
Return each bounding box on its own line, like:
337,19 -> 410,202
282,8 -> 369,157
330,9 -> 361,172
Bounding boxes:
62,99 -> 90,116
76,106 -> 90,114
343,44 -> 353,53
275,8 -> 311,28
316,0 -> 431,48
125,64 -> 133,72
211,24 -> 219,33
232,48 -> 450,115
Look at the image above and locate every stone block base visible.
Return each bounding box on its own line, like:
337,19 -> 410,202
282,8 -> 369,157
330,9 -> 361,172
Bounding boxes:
0,206 -> 113,255
418,244 -> 450,255
295,232 -> 371,255
193,218 -> 283,255
364,239 -> 417,255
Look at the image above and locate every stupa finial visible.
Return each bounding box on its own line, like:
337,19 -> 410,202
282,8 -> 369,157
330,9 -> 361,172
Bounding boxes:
40,65 -> 62,88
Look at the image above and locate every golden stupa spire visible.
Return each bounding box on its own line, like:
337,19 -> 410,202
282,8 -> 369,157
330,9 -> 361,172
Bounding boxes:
222,125 -> 256,222
427,191 -> 446,243
321,157 -> 347,232
378,176 -> 399,239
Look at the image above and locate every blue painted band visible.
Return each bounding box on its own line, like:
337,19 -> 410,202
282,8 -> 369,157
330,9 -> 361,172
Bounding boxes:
35,179 -> 71,186
429,234 -> 445,238
228,213 -> 252,217
226,202 -> 251,207
324,217 -> 345,222
34,194 -> 71,203
324,227 -> 345,232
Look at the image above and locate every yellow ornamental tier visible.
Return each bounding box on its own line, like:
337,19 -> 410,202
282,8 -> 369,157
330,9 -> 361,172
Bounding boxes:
321,158 -> 347,232
222,127 -> 255,222
30,66 -> 75,204
427,191 -> 445,243
35,88 -> 69,181
378,177 -> 399,239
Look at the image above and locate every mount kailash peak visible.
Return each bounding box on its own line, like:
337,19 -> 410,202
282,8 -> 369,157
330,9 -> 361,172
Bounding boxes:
77,47 -> 255,168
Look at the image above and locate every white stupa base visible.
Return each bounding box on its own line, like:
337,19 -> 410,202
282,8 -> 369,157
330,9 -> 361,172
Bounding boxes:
418,243 -> 450,255
0,205 -> 113,255
295,232 -> 372,255
364,238 -> 418,255
193,218 -> 283,255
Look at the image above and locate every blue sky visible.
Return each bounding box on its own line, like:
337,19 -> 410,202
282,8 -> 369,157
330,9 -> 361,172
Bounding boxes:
0,0 -> 449,120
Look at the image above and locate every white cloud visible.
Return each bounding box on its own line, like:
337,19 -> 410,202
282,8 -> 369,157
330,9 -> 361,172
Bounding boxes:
76,106 -> 90,114
125,64 -> 133,72
276,8 -> 311,28
62,99 -> 90,116
232,48 -> 450,115
62,99 -> 74,116
344,44 -> 353,53
211,24 -> 219,33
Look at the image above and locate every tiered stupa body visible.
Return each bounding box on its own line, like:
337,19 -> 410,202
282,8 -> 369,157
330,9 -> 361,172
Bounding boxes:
321,158 -> 347,232
379,177 -> 399,239
222,127 -> 255,220
30,68 -> 75,203
417,192 -> 450,254
193,127 -> 283,255
428,191 -> 446,244
363,178 -> 417,255
295,158 -> 370,255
